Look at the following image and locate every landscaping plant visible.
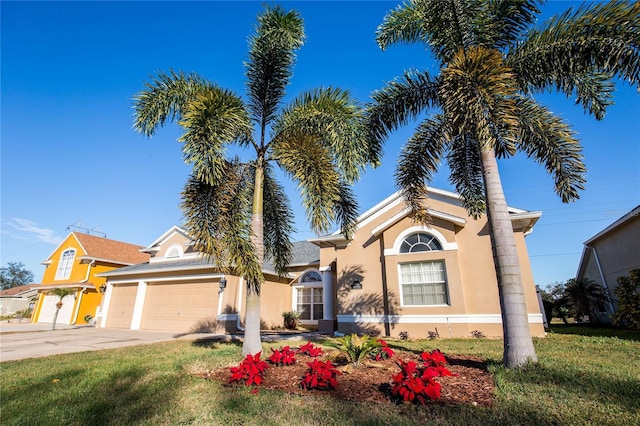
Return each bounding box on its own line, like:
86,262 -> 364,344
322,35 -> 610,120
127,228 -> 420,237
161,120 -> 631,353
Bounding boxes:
373,338 -> 395,361
267,346 -> 296,366
297,341 -> 323,357
300,359 -> 341,390
339,334 -> 380,365
391,349 -> 455,405
229,352 -> 269,386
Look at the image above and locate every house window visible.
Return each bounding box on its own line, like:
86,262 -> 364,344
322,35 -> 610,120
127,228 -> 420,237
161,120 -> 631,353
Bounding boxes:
165,244 -> 183,259
399,261 -> 448,306
400,232 -> 442,253
296,287 -> 323,320
55,249 -> 76,280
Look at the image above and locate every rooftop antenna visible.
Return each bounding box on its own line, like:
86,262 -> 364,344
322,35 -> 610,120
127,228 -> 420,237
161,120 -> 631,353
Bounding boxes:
66,221 -> 107,238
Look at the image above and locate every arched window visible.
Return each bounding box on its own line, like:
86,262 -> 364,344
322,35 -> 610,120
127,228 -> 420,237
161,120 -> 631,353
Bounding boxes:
300,270 -> 322,283
55,249 -> 76,280
399,232 -> 442,253
165,244 -> 183,259
295,270 -> 323,321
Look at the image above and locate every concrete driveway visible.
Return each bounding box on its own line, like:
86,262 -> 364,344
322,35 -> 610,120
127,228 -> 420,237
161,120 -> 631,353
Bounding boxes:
0,323 -> 223,362
0,322 -> 323,362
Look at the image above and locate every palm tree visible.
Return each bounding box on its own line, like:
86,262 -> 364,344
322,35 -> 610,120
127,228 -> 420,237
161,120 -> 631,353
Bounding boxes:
48,288 -> 75,330
564,278 -> 609,323
133,5 -> 369,356
367,0 -> 639,367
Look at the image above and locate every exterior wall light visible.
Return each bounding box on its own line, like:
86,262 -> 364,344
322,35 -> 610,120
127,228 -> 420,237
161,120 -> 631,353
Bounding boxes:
99,285 -> 107,294
351,280 -> 362,290
219,276 -> 227,291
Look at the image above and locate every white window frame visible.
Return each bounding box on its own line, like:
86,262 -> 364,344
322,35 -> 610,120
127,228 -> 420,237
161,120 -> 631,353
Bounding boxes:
385,226 -> 457,256
292,269 -> 323,323
398,261 -> 450,307
164,243 -> 183,259
55,248 -> 76,280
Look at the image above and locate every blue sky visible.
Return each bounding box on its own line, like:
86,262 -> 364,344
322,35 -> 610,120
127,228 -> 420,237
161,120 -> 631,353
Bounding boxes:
2,1 -> 638,287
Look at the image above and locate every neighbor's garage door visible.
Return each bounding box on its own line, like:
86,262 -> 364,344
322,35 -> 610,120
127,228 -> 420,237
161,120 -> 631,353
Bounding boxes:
38,293 -> 75,324
105,284 -> 138,329
140,282 -> 218,332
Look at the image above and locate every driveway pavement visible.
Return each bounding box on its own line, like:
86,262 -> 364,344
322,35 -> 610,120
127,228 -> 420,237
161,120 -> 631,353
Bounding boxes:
0,321 -> 323,362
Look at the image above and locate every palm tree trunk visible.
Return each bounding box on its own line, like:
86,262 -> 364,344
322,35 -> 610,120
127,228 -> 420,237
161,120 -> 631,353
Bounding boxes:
480,147 -> 538,368
242,163 -> 265,356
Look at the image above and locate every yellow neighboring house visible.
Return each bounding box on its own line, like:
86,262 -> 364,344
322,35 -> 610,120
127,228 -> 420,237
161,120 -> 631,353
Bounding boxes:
32,232 -> 150,326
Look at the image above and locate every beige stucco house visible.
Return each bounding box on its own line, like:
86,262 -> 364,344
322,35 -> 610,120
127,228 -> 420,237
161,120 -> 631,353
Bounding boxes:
576,205 -> 640,321
98,188 -> 546,339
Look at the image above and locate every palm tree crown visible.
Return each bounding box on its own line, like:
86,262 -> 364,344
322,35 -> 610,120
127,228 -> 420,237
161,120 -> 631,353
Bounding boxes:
133,5 -> 370,355
367,0 -> 639,367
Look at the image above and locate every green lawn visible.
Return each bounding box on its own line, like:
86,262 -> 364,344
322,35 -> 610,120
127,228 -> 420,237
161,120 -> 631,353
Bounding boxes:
1,328 -> 639,425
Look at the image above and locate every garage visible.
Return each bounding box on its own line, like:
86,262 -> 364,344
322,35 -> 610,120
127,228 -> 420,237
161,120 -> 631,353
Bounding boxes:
105,284 -> 138,328
37,293 -> 75,324
140,281 -> 218,332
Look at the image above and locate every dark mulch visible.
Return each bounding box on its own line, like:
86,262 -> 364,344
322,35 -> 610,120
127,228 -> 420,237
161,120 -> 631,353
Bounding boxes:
197,349 -> 495,407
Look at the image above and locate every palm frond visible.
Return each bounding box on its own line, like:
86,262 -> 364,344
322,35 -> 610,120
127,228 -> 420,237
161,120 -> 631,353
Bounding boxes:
395,116 -> 448,223
376,0 -> 426,51
332,180 -> 360,239
365,69 -> 439,164
133,70 -> 210,137
181,159 -> 262,283
179,87 -> 252,185
514,96 -> 586,202
262,163 -> 294,277
482,0 -> 540,49
274,87 -> 368,182
246,5 -> 305,130
272,132 -> 341,235
507,0 -> 640,118
446,133 -> 485,217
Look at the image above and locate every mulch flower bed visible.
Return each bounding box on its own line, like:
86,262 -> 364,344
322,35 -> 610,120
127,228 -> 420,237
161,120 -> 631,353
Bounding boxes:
196,349 -> 495,407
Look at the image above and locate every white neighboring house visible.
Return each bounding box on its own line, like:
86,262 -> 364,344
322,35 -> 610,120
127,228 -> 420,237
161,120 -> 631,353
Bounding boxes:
0,284 -> 39,320
576,205 -> 640,322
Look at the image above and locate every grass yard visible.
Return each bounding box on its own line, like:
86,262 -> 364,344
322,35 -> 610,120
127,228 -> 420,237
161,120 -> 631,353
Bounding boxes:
1,327 -> 639,425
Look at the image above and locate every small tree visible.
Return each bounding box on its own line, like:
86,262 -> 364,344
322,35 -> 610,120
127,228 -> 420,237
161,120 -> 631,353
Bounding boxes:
0,262 -> 35,290
612,269 -> 640,330
48,288 -> 75,330
564,278 -> 609,323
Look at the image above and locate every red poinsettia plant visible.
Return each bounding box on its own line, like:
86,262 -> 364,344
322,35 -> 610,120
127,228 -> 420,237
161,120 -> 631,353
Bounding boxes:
373,338 -> 395,360
229,352 -> 269,386
297,341 -> 323,357
267,345 -> 297,366
391,349 -> 455,405
300,359 -> 341,390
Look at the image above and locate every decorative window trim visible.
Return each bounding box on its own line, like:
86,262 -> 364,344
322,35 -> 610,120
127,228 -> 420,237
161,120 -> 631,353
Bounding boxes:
55,248 -> 76,280
398,260 -> 450,307
164,243 -> 183,259
385,226 -> 457,256
292,268 -> 323,323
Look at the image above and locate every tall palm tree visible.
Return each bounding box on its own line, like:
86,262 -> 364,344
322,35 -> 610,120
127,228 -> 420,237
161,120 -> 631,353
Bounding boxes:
133,5 -> 369,355
367,0 -> 639,367
48,288 -> 75,330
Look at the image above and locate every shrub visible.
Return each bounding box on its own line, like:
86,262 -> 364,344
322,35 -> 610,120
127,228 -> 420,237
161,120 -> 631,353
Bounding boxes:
373,338 -> 395,361
339,334 -> 380,365
399,331 -> 409,340
427,329 -> 440,340
268,346 -> 296,366
83,314 -> 93,324
470,330 -> 486,339
612,269 -> 640,329
298,341 -> 323,357
282,311 -> 300,330
390,349 -> 455,405
229,352 -> 269,386
300,359 -> 341,390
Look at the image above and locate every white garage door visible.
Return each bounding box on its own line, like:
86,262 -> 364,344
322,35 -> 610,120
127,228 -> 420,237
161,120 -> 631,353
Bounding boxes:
140,282 -> 218,332
38,293 -> 75,324
105,284 -> 138,329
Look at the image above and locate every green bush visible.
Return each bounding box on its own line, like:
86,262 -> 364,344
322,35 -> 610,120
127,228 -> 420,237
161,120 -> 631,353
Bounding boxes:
612,269 -> 640,329
338,334 -> 380,365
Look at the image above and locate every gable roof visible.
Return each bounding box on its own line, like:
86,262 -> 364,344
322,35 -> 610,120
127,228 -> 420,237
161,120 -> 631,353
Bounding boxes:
140,226 -> 190,255
0,284 -> 39,297
42,232 -> 150,266
309,188 -> 541,246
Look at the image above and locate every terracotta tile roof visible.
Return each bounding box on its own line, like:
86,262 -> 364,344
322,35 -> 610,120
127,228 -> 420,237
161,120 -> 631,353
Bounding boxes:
0,284 -> 39,296
74,232 -> 150,265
